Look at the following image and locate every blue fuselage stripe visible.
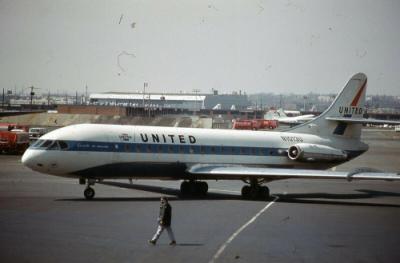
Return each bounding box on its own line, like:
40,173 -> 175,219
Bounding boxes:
31,140 -> 288,157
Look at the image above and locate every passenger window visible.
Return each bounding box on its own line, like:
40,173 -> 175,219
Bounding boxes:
179,145 -> 185,154
158,145 -> 163,153
136,145 -> 141,153
200,146 -> 205,154
124,144 -> 130,152
168,145 -> 174,153
251,148 -> 257,155
189,146 -> 195,154
223,146 -> 230,154
240,148 -> 247,155
210,146 -> 215,154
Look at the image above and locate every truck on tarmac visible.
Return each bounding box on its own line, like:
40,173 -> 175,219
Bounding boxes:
29,127 -> 48,141
0,123 -> 30,154
232,119 -> 278,130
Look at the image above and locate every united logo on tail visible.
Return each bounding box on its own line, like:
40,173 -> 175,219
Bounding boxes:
339,78 -> 366,117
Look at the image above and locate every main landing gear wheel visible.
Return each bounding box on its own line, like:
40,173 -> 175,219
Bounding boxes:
84,187 -> 95,200
241,185 -> 270,200
180,181 -> 208,196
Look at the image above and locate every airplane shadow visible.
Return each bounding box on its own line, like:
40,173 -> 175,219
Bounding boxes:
275,189 -> 400,208
56,182 -> 400,208
56,197 -> 178,202
55,181 -> 242,202
101,181 -> 244,200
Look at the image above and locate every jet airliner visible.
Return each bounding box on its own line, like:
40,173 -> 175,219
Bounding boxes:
274,109 -> 315,125
22,73 -> 400,199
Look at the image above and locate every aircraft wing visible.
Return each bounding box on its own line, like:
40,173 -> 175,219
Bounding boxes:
188,164 -> 400,181
326,117 -> 400,125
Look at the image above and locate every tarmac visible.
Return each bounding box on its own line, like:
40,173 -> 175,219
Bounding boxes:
0,129 -> 399,263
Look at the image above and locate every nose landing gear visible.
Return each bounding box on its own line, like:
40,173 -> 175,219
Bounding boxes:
80,178 -> 96,200
84,187 -> 95,200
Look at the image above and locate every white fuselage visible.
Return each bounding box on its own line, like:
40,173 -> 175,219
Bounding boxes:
21,124 -> 368,180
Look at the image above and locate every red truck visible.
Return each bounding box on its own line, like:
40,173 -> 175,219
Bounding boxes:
0,124 -> 30,154
0,123 -> 29,132
232,119 -> 278,130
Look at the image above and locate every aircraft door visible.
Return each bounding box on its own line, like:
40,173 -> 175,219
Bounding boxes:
111,129 -> 135,164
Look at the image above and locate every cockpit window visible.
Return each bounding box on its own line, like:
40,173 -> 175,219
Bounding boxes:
48,141 -> 60,150
41,140 -> 53,148
30,139 -> 69,150
58,141 -> 69,150
32,139 -> 45,147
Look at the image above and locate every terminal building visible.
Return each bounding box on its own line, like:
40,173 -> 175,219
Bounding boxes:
89,91 -> 251,111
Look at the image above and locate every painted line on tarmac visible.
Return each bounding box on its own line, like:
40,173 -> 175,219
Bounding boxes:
209,195 -> 279,263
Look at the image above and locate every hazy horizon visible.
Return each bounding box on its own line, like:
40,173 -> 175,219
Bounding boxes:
1,0 -> 400,96
14,89 -> 400,98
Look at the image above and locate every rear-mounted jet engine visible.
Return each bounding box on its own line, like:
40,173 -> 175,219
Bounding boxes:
288,143 -> 348,162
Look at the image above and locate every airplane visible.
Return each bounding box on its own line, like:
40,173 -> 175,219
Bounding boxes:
266,109 -> 315,125
21,73 -> 400,200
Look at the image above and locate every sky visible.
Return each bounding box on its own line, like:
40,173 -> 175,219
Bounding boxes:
0,0 -> 399,96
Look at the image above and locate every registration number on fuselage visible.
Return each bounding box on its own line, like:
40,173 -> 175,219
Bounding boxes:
280,136 -> 303,143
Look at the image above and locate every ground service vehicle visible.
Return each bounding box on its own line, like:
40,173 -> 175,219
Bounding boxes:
0,130 -> 30,154
233,119 -> 278,130
29,128 -> 47,141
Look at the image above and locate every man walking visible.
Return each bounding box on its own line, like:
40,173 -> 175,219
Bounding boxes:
149,197 -> 176,245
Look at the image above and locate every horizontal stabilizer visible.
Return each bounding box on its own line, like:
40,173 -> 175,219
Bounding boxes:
326,117 -> 400,125
188,164 -> 400,181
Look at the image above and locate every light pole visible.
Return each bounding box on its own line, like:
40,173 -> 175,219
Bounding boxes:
2,88 -> 4,109
143,82 -> 148,108
28,86 -> 40,109
303,96 -> 307,112
193,89 -> 200,112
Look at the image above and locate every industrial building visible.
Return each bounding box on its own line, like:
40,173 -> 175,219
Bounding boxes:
89,91 -> 251,111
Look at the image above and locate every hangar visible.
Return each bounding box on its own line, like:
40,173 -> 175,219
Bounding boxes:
89,92 -> 250,111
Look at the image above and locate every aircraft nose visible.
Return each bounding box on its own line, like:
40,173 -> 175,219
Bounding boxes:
21,149 -> 31,166
21,149 -> 37,169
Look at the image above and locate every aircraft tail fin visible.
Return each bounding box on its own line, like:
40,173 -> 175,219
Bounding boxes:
288,73 -> 367,139
277,109 -> 288,118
